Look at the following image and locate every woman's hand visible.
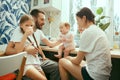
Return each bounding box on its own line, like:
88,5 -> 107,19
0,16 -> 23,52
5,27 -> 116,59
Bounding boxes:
65,56 -> 79,65
65,56 -> 75,61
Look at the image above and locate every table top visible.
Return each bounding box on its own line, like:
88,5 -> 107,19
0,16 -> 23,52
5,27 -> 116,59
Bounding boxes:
0,51 -> 4,56
41,46 -> 120,59
1,46 -> 120,58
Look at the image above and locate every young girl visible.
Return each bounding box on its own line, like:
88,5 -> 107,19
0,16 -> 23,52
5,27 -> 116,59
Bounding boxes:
7,14 -> 47,80
54,22 -> 76,58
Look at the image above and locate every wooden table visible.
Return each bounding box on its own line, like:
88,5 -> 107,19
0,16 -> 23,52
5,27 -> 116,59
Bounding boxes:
41,46 -> 120,58
41,46 -> 120,79
0,51 -> 4,56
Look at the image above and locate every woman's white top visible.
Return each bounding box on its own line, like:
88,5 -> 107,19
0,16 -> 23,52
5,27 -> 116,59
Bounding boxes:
10,27 -> 46,65
79,24 -> 112,80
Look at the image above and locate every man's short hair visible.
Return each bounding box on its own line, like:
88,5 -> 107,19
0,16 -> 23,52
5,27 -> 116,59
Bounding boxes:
30,9 -> 45,18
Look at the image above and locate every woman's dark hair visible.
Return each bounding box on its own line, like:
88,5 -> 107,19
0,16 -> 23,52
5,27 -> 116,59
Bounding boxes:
30,9 -> 45,18
76,7 -> 95,24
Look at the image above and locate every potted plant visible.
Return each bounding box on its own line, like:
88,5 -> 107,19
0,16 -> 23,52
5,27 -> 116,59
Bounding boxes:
95,7 -> 110,31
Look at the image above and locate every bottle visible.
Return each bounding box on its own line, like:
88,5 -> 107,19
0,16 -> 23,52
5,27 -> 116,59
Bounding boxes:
113,32 -> 120,49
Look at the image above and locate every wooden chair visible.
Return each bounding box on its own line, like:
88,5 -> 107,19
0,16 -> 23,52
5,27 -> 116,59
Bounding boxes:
0,52 -> 27,80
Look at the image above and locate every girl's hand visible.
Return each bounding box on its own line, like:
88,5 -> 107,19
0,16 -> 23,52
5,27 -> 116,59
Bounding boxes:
37,46 -> 47,60
42,56 -> 48,61
25,27 -> 34,36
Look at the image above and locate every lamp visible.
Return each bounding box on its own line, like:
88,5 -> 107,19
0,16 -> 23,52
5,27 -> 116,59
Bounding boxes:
48,12 -> 54,39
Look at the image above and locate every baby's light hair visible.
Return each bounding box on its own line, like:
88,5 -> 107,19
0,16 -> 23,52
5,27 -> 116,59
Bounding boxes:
64,22 -> 70,29
60,22 -> 70,29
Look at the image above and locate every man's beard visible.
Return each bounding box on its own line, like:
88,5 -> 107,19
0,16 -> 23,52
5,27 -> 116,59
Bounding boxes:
35,21 -> 44,30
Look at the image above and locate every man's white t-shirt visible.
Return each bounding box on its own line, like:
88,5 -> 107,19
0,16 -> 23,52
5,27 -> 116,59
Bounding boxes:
79,25 -> 112,80
11,27 -> 46,65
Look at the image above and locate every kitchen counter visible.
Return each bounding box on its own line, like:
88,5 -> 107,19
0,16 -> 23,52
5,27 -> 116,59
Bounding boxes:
110,49 -> 120,58
41,45 -> 79,54
1,45 -> 120,58
41,46 -> 120,58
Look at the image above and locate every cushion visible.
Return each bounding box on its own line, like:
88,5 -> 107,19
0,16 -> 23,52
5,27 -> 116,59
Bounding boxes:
0,73 -> 16,80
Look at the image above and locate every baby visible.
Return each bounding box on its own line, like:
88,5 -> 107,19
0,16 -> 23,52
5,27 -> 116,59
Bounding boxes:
54,22 -> 76,58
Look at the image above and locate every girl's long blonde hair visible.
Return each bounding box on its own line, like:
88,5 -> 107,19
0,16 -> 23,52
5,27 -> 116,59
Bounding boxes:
19,14 -> 35,33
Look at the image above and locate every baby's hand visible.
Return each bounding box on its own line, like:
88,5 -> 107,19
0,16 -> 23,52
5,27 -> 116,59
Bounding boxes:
62,38 -> 66,42
58,38 -> 62,42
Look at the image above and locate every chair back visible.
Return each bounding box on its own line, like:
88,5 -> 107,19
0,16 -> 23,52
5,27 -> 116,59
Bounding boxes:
0,52 -> 26,76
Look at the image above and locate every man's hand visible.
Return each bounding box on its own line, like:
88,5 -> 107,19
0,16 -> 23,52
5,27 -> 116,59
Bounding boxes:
25,45 -> 38,57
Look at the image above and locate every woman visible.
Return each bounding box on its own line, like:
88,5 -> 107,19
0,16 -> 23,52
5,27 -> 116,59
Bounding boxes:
59,7 -> 112,80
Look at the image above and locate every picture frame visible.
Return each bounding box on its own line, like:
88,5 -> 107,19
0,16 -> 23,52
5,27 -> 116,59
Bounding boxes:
33,0 -> 38,6
44,0 -> 49,4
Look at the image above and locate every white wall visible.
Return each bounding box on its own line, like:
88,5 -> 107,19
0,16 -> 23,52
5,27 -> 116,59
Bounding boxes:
42,0 -> 71,39
42,12 -> 61,39
61,0 -> 70,22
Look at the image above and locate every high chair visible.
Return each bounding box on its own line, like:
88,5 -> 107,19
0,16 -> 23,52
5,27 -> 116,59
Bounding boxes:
0,52 -> 27,80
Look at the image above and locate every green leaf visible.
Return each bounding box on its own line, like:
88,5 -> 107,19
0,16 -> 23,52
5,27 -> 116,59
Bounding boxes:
95,20 -> 100,25
99,23 -> 103,27
99,22 -> 110,31
100,16 -> 105,19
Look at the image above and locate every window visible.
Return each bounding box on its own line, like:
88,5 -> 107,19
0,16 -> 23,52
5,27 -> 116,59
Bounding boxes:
69,0 -> 112,47
70,0 -> 109,34
113,0 -> 120,34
